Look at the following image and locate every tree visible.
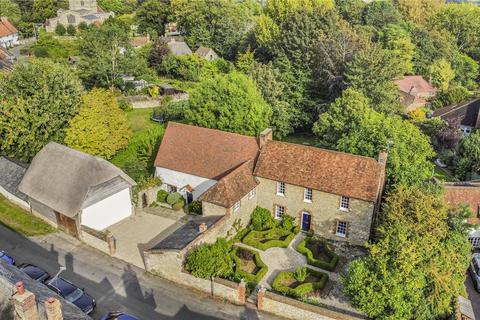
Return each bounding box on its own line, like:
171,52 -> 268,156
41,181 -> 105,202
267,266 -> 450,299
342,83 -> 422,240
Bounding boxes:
31,0 -> 56,22
393,0 -> 443,25
55,23 -> 66,36
0,59 -> 82,161
136,0 -> 170,36
430,86 -> 471,110
184,71 -> 272,136
436,118 -> 462,150
148,39 -> 170,70
451,53 -> 479,90
429,59 -> 455,91
65,89 -> 131,159
66,24 -> 76,36
455,131 -> 480,180
313,89 -> 434,188
0,0 -> 21,24
335,0 -> 366,25
380,24 -> 415,75
185,239 -> 233,279
342,186 -> 471,320
251,207 -> 277,231
362,0 -> 403,29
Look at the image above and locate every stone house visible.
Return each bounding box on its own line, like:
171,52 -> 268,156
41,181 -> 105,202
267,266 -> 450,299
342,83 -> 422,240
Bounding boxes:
433,98 -> 480,136
18,142 -> 136,237
166,38 -> 192,56
0,17 -> 19,48
195,47 -> 218,61
154,122 -> 386,246
395,75 -> 436,112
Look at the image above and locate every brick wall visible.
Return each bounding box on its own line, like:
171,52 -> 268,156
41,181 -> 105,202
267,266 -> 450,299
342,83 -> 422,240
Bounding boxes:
255,177 -> 374,246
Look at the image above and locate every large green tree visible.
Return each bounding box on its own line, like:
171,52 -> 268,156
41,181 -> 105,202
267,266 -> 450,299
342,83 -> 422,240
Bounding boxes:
65,89 -> 131,159
313,89 -> 434,188
342,186 -> 471,320
31,0 -> 56,23
0,59 -> 82,161
0,0 -> 21,24
136,0 -> 170,36
454,130 -> 480,180
184,71 -> 272,136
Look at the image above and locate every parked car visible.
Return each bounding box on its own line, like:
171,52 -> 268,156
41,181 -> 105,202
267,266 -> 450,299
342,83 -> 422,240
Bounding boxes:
101,312 -> 139,320
0,250 -> 15,265
469,253 -> 480,292
46,277 -> 95,314
19,264 -> 50,283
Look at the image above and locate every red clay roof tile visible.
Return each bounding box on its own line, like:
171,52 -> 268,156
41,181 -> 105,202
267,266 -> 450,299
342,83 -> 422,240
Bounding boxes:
0,18 -> 17,37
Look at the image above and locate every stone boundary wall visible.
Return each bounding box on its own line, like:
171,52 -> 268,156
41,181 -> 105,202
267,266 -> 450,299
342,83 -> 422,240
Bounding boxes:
0,185 -> 29,210
261,291 -> 366,320
80,226 -> 109,254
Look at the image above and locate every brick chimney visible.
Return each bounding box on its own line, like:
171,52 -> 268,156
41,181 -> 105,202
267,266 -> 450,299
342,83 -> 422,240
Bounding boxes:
12,282 -> 39,320
45,298 -> 63,320
259,128 -> 273,149
198,222 -> 207,233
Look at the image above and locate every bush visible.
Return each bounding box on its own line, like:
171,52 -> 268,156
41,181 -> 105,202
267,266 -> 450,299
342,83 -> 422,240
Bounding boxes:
118,99 -> 133,111
185,239 -> 233,279
296,237 -> 339,271
66,24 -> 76,36
172,199 -> 185,211
157,190 -> 169,203
242,228 -> 295,250
55,24 -> 66,36
188,200 -> 202,215
272,268 -> 328,299
251,207 -> 277,231
166,192 -> 182,205
294,267 -> 307,282
281,215 -> 295,231
229,247 -> 268,286
232,227 -> 251,243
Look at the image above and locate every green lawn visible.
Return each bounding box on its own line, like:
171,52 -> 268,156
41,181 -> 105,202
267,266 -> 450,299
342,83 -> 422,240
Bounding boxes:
126,108 -> 158,132
0,195 -> 55,236
281,133 -> 322,148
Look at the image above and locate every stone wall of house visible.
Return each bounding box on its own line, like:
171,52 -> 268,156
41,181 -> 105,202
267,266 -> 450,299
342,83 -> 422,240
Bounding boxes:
261,291 -> 366,320
255,177 -> 374,246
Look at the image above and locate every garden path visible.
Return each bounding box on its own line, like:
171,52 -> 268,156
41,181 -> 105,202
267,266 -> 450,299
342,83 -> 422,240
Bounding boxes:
235,233 -> 339,290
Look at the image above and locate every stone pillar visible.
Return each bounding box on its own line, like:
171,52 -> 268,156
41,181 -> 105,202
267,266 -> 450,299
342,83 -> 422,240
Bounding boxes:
238,279 -> 246,304
106,232 -> 116,255
12,282 -> 39,320
257,285 -> 266,311
45,297 -> 63,320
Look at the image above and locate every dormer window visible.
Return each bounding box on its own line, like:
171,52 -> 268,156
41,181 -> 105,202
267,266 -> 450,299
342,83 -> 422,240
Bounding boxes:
277,182 -> 285,196
340,196 -> 350,211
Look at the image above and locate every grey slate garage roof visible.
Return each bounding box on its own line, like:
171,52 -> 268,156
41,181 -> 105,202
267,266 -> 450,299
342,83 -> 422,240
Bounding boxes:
18,142 -> 136,218
150,215 -> 224,251
0,156 -> 27,200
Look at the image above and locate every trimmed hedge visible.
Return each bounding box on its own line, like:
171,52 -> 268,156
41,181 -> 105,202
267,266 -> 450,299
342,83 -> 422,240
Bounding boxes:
296,237 -> 339,271
166,192 -> 183,205
242,227 -> 295,251
272,268 -> 328,299
232,226 -> 252,243
157,190 -> 169,203
230,247 -> 268,285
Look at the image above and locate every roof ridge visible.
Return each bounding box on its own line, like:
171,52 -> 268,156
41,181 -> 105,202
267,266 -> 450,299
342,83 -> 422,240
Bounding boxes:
167,122 -> 258,141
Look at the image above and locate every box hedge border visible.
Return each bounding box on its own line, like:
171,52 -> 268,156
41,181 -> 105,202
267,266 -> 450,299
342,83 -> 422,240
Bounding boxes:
296,237 -> 339,271
272,268 -> 328,299
230,247 -> 268,286
242,227 -> 296,251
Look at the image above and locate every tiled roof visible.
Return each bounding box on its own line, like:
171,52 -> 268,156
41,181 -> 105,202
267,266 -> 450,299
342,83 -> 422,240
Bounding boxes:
395,75 -> 435,95
200,160 -> 258,208
433,98 -> 480,128
129,36 -> 150,47
444,182 -> 480,225
167,40 -> 192,56
0,18 -> 18,37
154,122 -> 259,180
254,141 -> 384,203
195,46 -> 214,57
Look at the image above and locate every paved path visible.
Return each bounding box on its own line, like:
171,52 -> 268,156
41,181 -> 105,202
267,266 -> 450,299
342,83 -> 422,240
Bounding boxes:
0,224 -> 286,320
466,274 -> 480,319
235,233 -> 339,290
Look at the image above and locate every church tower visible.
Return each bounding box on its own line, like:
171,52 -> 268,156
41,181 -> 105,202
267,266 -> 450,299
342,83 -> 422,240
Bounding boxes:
69,0 -> 98,11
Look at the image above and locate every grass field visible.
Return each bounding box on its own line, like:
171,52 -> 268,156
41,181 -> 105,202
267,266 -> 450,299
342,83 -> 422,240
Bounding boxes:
126,108 -> 158,132
0,195 -> 55,236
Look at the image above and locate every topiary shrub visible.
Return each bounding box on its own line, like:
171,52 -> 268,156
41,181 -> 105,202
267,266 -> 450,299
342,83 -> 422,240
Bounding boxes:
188,200 -> 202,215
242,228 -> 295,250
296,237 -> 339,271
172,199 -> 185,211
272,268 -> 328,299
251,207 -> 277,231
281,215 -> 295,231
294,267 -> 307,282
157,190 -> 169,203
166,192 -> 182,205
185,239 -> 233,279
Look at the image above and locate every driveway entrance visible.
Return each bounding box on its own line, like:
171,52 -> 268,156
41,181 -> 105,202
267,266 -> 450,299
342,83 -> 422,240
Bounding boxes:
108,209 -> 186,268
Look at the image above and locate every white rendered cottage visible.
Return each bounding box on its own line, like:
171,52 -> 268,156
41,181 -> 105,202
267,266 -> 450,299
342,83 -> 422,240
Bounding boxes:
0,18 -> 19,48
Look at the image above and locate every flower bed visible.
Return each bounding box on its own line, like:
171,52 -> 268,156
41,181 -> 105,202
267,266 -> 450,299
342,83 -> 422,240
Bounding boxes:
242,227 -> 296,250
230,247 -> 268,286
272,268 -> 328,299
296,237 -> 339,271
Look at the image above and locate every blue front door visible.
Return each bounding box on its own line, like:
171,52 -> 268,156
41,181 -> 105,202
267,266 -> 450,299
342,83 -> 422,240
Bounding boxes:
301,212 -> 311,231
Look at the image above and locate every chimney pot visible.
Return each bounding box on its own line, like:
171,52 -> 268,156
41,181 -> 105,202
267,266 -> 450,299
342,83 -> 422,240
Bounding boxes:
16,281 -> 25,295
198,222 -> 207,233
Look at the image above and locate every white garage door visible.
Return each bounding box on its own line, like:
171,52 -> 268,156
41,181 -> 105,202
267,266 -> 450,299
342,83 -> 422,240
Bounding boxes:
81,188 -> 133,231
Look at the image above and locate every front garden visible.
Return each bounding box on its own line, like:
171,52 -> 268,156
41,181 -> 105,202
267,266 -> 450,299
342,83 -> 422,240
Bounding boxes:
296,236 -> 339,271
272,267 -> 329,299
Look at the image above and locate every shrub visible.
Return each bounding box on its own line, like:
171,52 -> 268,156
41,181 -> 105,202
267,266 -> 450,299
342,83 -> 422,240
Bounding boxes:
185,239 -> 233,278
251,207 -> 277,231
157,190 -> 169,203
281,215 -> 295,231
55,24 -> 66,36
172,199 -> 185,211
232,227 -> 251,243
294,267 -> 307,282
229,247 -> 268,286
66,24 -> 76,36
166,192 -> 182,205
296,237 -> 339,271
188,200 -> 202,215
242,228 -> 295,250
272,268 -> 328,299
118,99 -> 133,111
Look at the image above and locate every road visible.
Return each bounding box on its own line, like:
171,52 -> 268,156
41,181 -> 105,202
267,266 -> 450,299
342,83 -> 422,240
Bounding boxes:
466,273 -> 480,319
0,225 -> 284,320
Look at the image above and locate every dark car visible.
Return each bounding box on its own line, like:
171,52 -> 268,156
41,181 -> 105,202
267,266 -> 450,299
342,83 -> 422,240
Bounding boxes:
100,312 -> 139,320
46,277 -> 95,314
19,264 -> 50,283
0,251 -> 15,265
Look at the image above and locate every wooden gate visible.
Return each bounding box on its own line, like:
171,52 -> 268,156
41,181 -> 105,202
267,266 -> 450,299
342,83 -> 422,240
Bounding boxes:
55,212 -> 79,237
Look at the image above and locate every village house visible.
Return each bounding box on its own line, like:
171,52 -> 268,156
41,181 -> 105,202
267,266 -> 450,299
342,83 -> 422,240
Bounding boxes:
0,17 -> 19,48
433,98 -> 480,135
395,75 -> 436,111
166,38 -> 192,56
154,122 -> 386,246
45,0 -> 114,33
0,46 -> 14,71
443,181 -> 480,250
195,47 -> 218,61
17,142 -> 136,237
129,34 -> 151,49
